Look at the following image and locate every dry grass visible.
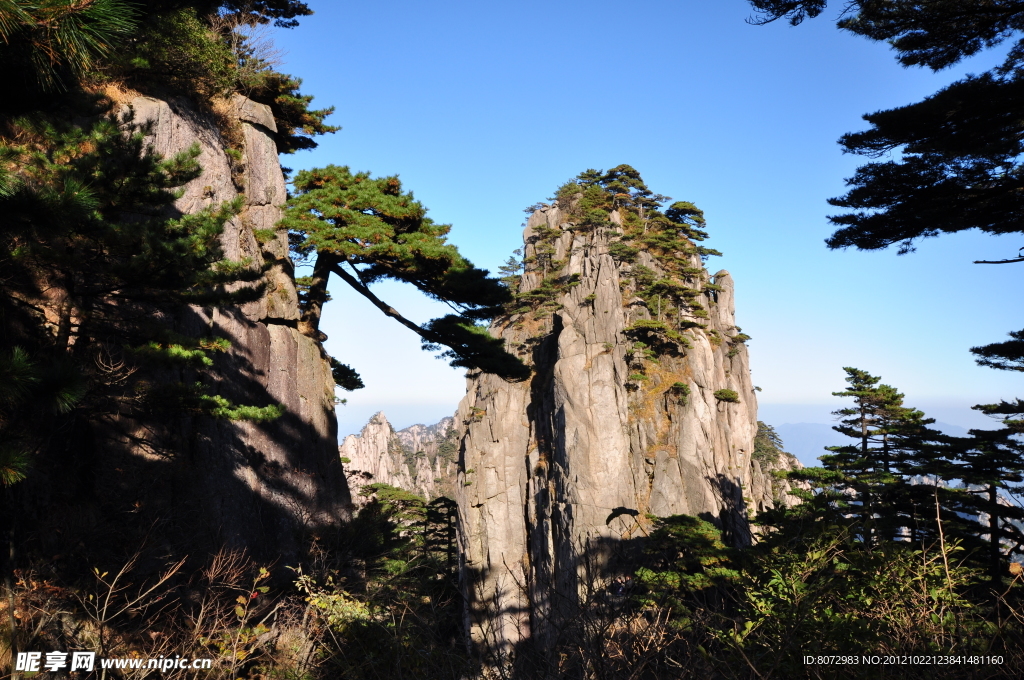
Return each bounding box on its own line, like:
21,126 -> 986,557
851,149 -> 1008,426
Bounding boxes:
91,80 -> 144,109
2,549 -> 317,680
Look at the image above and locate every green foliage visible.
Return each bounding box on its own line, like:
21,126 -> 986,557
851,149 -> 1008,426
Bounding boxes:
824,71 -> 1024,255
113,7 -> 235,98
624,319 -> 691,355
519,168 -> 722,368
252,227 -> 277,244
607,240 -> 639,263
129,335 -> 230,368
246,71 -> 339,154
0,105 -> 279,483
2,1 -> 338,154
731,532 -> 986,671
436,424 -> 460,464
753,421 -> 788,466
949,424 -> 1024,587
497,247 -> 524,289
971,328 -> 1024,372
513,273 -> 569,313
329,357 -> 364,391
218,1 -> 312,29
634,514 -> 739,617
668,381 -> 691,406
305,493 -> 469,678
759,367 -> 1024,590
284,165 -> 528,381
764,368 -> 944,546
625,507 -> 1020,675
748,2 -> 1024,416
713,388 -> 740,403
420,315 -> 530,379
0,346 -> 84,484
0,0 -> 137,97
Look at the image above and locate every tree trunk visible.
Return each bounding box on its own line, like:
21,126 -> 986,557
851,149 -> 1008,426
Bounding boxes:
298,252 -> 336,340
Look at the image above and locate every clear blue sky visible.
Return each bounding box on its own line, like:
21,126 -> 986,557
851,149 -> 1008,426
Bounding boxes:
269,0 -> 1024,437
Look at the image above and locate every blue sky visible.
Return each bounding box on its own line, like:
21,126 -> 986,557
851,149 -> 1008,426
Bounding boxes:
270,0 -> 1024,438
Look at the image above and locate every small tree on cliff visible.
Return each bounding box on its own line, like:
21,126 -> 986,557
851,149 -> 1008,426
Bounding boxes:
282,165 -> 530,383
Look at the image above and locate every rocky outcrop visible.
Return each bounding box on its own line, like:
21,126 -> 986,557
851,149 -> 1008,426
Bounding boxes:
122,95 -> 348,560
341,412 -> 458,501
454,204 -> 799,654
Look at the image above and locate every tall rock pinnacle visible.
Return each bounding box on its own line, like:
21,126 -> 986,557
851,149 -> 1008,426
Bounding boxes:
453,184 -> 795,656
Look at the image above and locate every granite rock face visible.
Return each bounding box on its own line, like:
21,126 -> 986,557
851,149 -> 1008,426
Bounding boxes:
454,205 -> 798,653
122,95 -> 348,559
340,412 -> 458,501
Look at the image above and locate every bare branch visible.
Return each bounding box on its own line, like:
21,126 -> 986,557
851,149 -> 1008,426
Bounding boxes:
974,257 -> 1024,264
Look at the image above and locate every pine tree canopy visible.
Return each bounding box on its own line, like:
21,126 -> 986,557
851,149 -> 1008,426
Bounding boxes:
0,0 -> 137,93
282,165 -> 530,383
825,72 -> 1024,254
746,2 -> 1024,255
761,368 -> 1024,588
747,1 -> 1024,391
750,1 -> 1024,70
775,368 -> 955,546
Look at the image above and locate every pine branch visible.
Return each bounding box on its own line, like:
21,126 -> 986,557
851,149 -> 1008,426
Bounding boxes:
973,257 -> 1024,264
330,261 -> 441,346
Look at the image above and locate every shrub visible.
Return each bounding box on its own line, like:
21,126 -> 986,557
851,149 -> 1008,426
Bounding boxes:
114,8 -> 236,98
624,319 -> 691,356
608,240 -> 639,263
714,389 -> 739,403
669,381 -> 691,406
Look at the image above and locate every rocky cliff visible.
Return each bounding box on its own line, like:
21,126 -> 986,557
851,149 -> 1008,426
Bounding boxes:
121,95 -> 348,559
341,412 -> 458,501
453,194 -> 798,653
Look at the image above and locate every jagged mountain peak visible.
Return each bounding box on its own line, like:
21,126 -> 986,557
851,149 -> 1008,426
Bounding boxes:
340,412 -> 459,502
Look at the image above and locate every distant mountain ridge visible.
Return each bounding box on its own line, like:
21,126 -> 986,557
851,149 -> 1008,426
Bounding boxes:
340,412 -> 459,502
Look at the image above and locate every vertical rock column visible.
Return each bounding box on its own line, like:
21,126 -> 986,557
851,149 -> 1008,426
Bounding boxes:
454,206 -> 793,656
128,95 -> 348,561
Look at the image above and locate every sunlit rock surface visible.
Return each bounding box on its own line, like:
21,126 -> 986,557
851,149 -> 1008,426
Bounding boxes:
453,205 -> 799,654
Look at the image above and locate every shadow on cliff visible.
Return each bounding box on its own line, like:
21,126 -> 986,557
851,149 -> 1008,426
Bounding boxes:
4,304 -> 349,595
703,473 -> 753,548
461,527 -> 726,680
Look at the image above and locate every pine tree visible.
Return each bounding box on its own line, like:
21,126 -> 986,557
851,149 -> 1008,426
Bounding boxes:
953,426 -> 1024,589
281,165 -> 530,382
779,368 -> 948,545
0,105 -> 279,485
746,1 -> 1024,373
0,0 -> 137,95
